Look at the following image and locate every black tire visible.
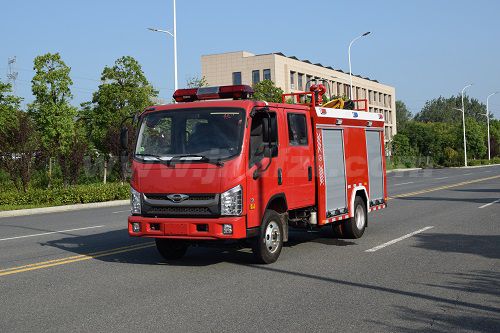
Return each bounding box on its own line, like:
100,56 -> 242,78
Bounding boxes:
252,210 -> 284,264
342,196 -> 367,239
155,238 -> 189,260
331,223 -> 345,238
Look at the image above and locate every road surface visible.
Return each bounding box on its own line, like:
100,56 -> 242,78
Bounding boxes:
1,166 -> 499,332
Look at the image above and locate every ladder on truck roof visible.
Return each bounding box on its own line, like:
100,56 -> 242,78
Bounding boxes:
281,90 -> 368,111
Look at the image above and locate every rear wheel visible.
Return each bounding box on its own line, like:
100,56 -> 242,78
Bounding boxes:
155,239 -> 189,260
343,196 -> 367,239
252,210 -> 284,264
332,196 -> 367,239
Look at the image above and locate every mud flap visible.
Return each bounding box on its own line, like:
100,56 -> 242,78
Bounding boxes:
281,212 -> 289,242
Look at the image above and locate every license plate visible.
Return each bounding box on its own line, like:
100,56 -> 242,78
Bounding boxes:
164,223 -> 188,235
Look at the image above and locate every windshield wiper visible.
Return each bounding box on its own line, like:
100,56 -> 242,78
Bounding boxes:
166,154 -> 224,167
135,153 -> 163,161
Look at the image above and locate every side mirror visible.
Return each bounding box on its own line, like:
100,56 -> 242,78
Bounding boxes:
120,127 -> 129,150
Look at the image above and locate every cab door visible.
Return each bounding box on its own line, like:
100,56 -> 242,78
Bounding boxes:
284,110 -> 315,209
245,108 -> 284,229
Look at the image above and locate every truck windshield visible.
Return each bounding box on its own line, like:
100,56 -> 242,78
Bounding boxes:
135,108 -> 245,162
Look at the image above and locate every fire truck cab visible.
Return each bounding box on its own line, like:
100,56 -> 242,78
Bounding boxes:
126,85 -> 387,263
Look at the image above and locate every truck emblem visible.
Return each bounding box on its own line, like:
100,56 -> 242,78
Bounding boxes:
167,194 -> 189,202
352,112 -> 359,118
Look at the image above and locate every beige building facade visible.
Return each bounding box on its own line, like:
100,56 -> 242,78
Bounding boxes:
201,51 -> 397,142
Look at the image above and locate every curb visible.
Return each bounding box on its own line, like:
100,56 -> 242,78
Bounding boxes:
387,168 -> 422,173
0,200 -> 129,218
450,163 -> 500,169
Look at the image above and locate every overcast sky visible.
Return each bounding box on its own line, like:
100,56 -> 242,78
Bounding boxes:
1,0 -> 499,117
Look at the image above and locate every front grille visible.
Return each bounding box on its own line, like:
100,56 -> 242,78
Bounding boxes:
142,193 -> 220,218
145,206 -> 211,216
145,194 -> 216,201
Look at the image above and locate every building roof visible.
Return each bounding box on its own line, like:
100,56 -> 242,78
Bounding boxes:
271,52 -> 379,83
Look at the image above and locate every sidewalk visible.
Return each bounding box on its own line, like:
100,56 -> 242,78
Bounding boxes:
0,200 -> 129,218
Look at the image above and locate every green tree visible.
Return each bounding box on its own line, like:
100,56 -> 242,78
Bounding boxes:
391,133 -> 415,167
252,80 -> 284,103
82,56 -> 158,182
28,53 -> 76,186
395,100 -> 412,132
465,118 -> 487,160
186,76 -> 208,88
0,81 -> 22,138
0,111 -> 39,192
489,119 -> 500,157
57,121 -> 89,185
415,95 -> 486,123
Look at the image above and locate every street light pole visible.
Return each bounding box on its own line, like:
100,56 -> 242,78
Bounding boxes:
147,0 -> 178,94
172,0 -> 178,92
348,31 -> 370,100
461,84 -> 472,167
486,92 -> 498,160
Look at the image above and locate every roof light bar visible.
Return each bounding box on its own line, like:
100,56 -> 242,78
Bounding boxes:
173,85 -> 254,103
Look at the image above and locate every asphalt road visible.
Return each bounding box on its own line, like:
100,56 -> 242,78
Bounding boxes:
1,166 -> 499,332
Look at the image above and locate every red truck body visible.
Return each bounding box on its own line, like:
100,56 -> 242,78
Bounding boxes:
127,85 -> 387,262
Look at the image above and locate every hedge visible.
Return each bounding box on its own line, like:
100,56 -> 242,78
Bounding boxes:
468,157 -> 500,166
0,183 -> 130,208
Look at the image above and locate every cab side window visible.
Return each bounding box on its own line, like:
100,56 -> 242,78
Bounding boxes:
249,112 -> 277,166
287,113 -> 308,146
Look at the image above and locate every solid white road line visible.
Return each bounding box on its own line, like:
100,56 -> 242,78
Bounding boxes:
112,210 -> 129,214
365,226 -> 435,252
435,177 -> 449,180
394,181 -> 414,186
478,198 -> 500,209
463,173 -> 472,176
0,225 -> 105,242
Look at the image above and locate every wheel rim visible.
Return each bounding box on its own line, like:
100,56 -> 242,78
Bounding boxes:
265,221 -> 281,254
355,205 -> 366,230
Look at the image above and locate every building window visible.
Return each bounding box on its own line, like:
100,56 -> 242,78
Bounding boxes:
298,73 -> 304,90
290,71 -> 296,89
306,75 -> 312,90
287,113 -> 308,146
232,72 -> 242,85
263,69 -> 271,81
344,84 -> 350,97
252,70 -> 260,85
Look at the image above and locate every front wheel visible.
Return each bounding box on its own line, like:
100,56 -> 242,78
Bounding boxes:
252,210 -> 284,264
155,239 -> 189,260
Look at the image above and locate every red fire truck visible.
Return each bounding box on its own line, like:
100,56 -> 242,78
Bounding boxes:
125,84 -> 387,263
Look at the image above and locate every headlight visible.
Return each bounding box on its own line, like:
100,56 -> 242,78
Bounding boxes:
131,187 -> 142,215
220,185 -> 242,216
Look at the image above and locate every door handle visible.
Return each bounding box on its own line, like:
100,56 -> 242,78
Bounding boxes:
278,168 -> 283,185
308,166 -> 313,181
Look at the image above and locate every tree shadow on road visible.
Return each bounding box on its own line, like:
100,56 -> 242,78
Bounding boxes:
41,227 -> 356,267
396,195 -> 499,205
367,270 -> 500,332
453,188 -> 500,193
411,233 -> 500,260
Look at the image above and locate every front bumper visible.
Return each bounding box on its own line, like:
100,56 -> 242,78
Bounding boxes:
128,215 -> 247,240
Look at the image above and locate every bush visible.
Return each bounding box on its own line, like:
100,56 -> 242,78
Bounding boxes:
0,182 -> 129,208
